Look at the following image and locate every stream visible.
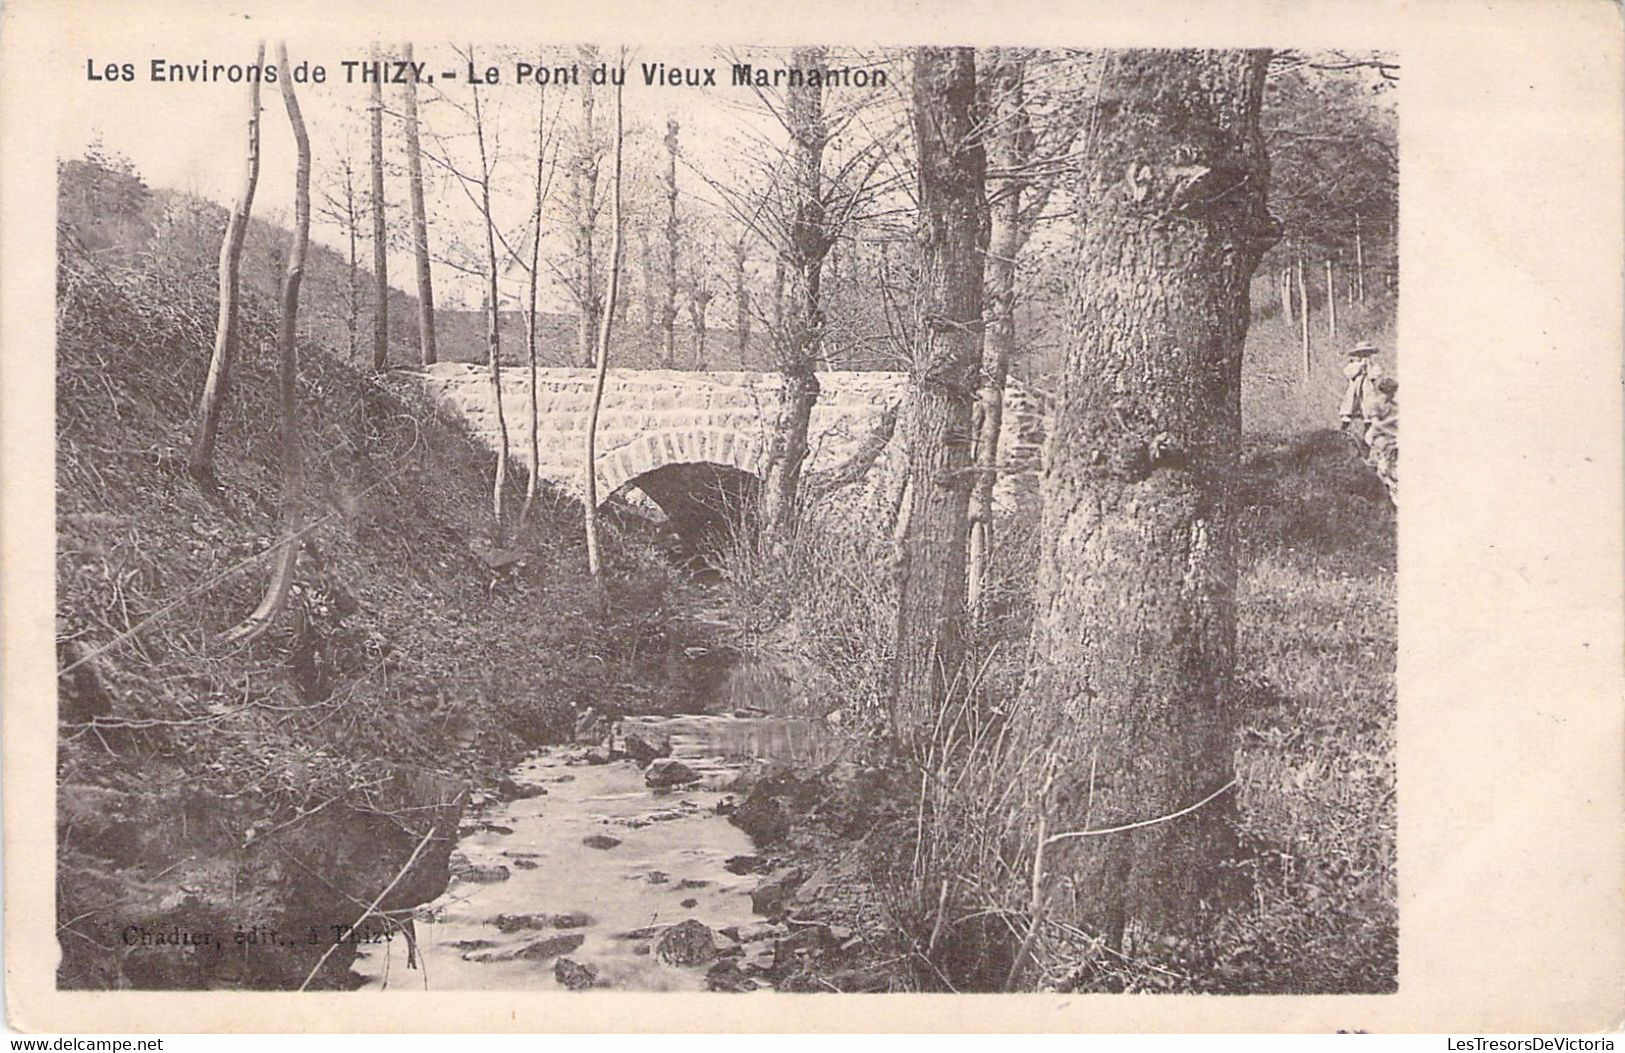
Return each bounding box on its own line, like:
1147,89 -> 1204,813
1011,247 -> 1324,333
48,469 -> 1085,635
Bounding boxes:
353,660 -> 848,992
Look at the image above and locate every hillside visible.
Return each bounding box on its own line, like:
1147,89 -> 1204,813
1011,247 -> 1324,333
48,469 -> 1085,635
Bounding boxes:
55,160 -> 715,988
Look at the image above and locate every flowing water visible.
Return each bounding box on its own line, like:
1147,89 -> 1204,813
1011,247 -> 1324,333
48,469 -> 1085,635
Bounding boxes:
354,659 -> 846,992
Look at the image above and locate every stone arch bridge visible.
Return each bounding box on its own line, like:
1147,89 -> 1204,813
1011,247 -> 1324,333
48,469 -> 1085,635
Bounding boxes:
406,364 -> 1048,540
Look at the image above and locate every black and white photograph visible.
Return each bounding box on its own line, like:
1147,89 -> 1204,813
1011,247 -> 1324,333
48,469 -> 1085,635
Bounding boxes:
3,0 -> 1621,1037
49,40 -> 1399,996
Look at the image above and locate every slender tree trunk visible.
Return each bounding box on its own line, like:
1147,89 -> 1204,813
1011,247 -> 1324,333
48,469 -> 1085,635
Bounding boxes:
890,46 -> 988,739
1326,257 -> 1338,337
401,42 -> 436,365
771,256 -> 785,335
758,45 -> 829,548
968,48 -> 1028,610
572,49 -> 600,369
369,42 -> 389,372
1279,266 -> 1292,323
223,41 -> 310,643
688,293 -> 711,368
733,237 -> 750,364
188,40 -> 264,483
521,84 -> 547,527
344,161 -> 359,361
662,119 -> 680,368
1296,252 -> 1310,377
470,60 -> 511,544
1016,48 -> 1275,954
1354,214 -> 1366,304
584,62 -> 626,588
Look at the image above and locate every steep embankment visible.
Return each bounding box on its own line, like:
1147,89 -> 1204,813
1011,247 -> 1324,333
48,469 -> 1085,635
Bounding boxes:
54,192 -> 703,989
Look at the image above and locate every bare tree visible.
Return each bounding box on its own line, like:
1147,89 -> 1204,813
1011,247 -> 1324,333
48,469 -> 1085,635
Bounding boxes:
1296,248 -> 1310,376
583,55 -> 626,588
731,231 -> 751,365
569,47 -> 603,368
889,46 -> 988,737
400,42 -> 436,365
223,40 -> 310,643
967,49 -> 1091,607
313,147 -> 362,361
697,48 -> 900,547
966,49 -> 1027,607
187,41 -> 264,484
1016,48 -> 1276,953
661,118 -> 680,368
520,80 -> 561,526
469,45 -> 512,542
686,279 -> 715,368
757,46 -> 829,545
368,42 -> 390,371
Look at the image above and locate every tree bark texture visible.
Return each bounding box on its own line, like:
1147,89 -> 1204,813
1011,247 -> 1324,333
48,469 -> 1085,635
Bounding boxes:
188,40 -> 264,482
967,48 -> 1029,609
1017,48 -> 1276,950
889,46 -> 988,740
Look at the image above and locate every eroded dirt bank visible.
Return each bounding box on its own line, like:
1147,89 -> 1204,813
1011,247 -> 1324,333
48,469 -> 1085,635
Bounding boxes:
55,237 -> 734,990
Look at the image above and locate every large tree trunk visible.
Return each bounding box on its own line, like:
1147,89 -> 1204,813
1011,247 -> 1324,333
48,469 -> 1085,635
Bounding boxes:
223,41 -> 310,643
187,40 -> 264,483
1017,48 -> 1275,953
890,46 -> 987,739
401,42 -> 436,365
967,48 -> 1029,610
757,45 -> 829,547
369,42 -> 389,372
662,119 -> 680,369
572,49 -> 600,369
471,59 -> 510,544
583,63 -> 626,589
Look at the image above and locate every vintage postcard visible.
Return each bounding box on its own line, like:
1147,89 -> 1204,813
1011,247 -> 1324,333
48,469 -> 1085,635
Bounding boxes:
2,0 -> 1621,1034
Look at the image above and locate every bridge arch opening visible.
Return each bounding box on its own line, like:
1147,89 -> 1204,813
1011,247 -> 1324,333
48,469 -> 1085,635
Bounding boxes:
613,461 -> 760,565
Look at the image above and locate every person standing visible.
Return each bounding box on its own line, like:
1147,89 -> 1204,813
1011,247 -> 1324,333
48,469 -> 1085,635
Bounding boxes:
1364,375 -> 1399,505
1339,340 -> 1386,452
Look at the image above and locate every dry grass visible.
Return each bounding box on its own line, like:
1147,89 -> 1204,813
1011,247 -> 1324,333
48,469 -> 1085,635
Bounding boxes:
721,427 -> 1397,993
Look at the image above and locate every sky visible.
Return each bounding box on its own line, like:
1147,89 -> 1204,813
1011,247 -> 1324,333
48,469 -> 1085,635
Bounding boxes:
62,37 -> 913,313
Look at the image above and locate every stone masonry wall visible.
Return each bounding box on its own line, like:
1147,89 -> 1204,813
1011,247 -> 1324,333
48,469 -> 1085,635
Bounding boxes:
405,364 -> 1047,517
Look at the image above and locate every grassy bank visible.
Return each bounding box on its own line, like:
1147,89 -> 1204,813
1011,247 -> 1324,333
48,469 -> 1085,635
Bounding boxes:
719,431 -> 1397,993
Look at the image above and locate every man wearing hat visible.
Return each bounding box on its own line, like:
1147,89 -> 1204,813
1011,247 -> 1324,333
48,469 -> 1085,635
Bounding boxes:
1338,340 -> 1386,452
